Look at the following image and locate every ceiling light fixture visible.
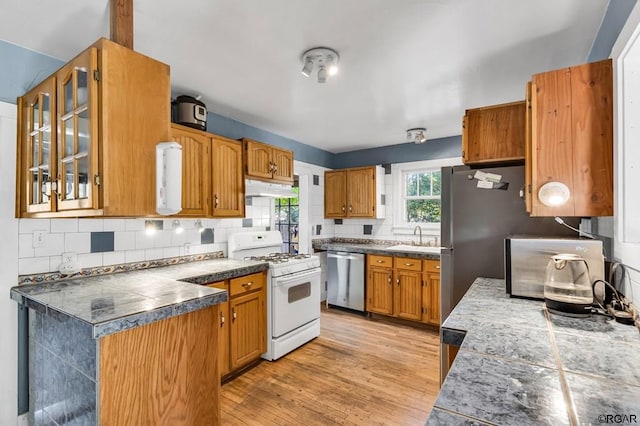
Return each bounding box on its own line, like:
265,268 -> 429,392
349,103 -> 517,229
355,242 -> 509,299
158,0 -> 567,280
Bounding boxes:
300,47 -> 340,83
407,128 -> 427,144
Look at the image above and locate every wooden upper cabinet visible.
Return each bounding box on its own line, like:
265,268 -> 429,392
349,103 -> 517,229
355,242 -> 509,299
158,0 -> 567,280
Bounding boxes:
528,59 -> 613,217
525,82 -> 533,213
324,166 -> 384,219
18,77 -> 57,215
212,136 -> 245,217
324,170 -> 347,218
242,138 -> 294,184
462,101 -> 526,165
16,38 -> 171,217
170,124 -> 211,217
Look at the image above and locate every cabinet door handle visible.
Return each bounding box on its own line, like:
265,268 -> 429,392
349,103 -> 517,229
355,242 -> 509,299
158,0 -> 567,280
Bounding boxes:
396,278 -> 400,285
220,312 -> 225,326
388,275 -> 392,283
241,282 -> 253,289
232,308 -> 237,321
349,205 -> 353,212
342,205 -> 346,212
435,265 -> 440,269
214,194 -> 219,208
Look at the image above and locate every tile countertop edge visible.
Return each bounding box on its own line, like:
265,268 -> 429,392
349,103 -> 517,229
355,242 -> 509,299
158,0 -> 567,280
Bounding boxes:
311,240 -> 441,259
430,277 -> 640,426
10,258 -> 270,339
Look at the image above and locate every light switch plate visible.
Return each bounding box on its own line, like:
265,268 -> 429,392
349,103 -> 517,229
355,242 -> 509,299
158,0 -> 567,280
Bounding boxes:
32,230 -> 46,248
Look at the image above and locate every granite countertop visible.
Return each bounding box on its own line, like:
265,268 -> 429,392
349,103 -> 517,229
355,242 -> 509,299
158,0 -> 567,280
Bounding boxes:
429,278 -> 640,425
10,258 -> 268,339
311,238 -> 440,259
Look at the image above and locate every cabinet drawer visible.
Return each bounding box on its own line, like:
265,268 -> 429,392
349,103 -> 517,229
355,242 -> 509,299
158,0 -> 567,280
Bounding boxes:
394,257 -> 422,272
230,272 -> 265,297
423,259 -> 441,273
368,255 -> 393,268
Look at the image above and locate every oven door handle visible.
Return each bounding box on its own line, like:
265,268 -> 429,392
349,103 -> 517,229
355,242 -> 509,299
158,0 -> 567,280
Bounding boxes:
273,268 -> 321,288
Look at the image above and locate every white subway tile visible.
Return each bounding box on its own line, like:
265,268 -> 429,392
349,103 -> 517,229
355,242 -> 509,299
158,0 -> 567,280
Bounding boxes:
64,232 -> 91,253
170,231 -> 188,246
163,247 -> 180,258
18,234 -> 34,258
125,219 -> 146,232
33,233 -> 65,257
19,257 -> 51,275
103,251 -> 125,266
215,228 -> 227,242
103,219 -> 126,232
19,219 -> 50,233
244,206 -> 253,218
50,219 -> 78,233
145,248 -> 164,261
78,219 -> 103,232
125,250 -> 145,263
153,230 -> 173,248
114,232 -> 136,251
79,253 -> 103,268
49,255 -> 62,272
135,231 -> 155,250
186,229 -> 201,245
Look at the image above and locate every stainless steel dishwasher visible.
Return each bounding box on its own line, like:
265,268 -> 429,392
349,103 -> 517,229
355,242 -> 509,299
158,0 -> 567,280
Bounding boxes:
327,251 -> 365,312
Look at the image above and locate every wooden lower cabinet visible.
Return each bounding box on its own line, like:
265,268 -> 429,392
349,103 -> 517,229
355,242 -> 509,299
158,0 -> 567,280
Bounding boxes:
207,271 -> 266,379
366,255 -> 440,326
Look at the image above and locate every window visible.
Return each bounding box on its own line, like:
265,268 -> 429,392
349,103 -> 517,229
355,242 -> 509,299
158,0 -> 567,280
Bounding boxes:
392,157 -> 462,232
275,186 -> 299,254
403,169 -> 441,223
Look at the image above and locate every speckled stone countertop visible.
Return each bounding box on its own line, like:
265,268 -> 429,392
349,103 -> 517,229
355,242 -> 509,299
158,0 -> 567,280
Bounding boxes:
10,258 -> 268,338
428,277 -> 640,425
311,238 -> 440,260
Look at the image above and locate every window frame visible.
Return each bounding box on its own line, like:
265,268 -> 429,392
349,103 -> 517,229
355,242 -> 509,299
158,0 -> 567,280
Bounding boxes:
392,157 -> 462,234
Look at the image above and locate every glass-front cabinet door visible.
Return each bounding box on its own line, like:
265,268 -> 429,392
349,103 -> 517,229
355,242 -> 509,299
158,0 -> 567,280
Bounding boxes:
56,47 -> 99,211
24,78 -> 56,213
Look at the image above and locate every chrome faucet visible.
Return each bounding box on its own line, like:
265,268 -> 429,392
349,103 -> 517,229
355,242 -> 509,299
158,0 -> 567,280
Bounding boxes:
413,225 -> 423,246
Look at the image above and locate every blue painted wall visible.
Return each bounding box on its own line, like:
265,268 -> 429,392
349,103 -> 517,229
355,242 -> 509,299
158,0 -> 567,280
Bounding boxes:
333,135 -> 462,169
588,0 -> 637,61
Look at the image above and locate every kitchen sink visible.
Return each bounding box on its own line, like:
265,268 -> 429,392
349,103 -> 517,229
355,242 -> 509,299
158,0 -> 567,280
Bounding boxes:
384,244 -> 441,254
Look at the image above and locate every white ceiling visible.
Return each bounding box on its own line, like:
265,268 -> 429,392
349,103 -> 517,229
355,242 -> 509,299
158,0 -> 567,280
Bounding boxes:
0,0 -> 608,153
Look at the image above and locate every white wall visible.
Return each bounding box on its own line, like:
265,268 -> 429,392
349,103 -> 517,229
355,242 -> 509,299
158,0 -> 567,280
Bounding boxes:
611,1 -> 640,307
0,101 -> 19,424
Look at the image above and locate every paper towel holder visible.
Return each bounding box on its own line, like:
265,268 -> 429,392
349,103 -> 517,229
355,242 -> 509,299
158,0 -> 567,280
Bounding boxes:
156,142 -> 182,215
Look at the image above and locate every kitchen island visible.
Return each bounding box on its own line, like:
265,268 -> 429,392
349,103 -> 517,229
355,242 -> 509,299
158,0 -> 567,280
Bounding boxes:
10,257 -> 268,426
429,277 -> 640,425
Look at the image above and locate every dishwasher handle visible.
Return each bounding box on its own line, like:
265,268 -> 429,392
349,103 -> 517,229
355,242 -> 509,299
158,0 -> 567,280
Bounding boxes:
328,252 -> 363,261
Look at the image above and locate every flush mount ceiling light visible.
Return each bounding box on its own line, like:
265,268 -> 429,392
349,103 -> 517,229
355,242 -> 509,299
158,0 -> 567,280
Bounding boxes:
538,181 -> 571,207
407,128 -> 427,144
301,47 -> 339,83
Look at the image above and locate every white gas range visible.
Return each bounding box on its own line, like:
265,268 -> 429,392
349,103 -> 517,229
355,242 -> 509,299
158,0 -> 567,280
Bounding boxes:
228,231 -> 321,361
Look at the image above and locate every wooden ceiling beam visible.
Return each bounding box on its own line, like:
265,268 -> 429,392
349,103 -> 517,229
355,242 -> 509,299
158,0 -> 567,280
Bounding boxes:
110,0 -> 134,49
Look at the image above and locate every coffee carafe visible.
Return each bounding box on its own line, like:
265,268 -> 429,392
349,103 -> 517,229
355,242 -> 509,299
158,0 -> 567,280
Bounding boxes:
544,254 -> 593,317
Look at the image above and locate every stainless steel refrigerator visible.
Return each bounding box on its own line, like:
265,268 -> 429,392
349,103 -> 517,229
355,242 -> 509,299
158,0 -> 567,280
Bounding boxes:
439,165 -> 577,381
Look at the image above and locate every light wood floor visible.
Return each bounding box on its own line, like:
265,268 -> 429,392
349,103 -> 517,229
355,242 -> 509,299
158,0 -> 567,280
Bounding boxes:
221,308 -> 441,425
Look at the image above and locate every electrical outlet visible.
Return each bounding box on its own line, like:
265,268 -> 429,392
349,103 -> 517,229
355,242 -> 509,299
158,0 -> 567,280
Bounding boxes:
61,252 -> 78,264
32,230 -> 46,248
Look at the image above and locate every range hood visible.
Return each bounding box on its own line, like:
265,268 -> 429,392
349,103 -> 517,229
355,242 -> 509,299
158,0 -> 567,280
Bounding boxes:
245,179 -> 296,198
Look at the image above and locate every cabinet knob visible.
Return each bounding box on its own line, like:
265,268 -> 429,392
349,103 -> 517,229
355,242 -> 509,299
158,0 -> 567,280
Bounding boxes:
396,278 -> 400,285
388,275 -> 392,283
349,205 -> 353,212
435,265 -> 440,269
376,260 -> 384,263
342,205 -> 346,212
241,282 -> 253,289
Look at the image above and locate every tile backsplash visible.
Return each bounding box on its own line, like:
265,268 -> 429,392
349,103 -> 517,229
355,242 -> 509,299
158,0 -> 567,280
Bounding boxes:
17,197 -> 274,276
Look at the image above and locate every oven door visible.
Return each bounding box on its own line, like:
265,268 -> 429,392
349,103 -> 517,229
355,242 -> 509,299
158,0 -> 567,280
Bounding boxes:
272,268 -> 321,338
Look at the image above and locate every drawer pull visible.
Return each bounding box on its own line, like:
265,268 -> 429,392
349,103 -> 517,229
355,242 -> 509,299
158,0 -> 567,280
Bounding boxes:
435,265 -> 440,269
405,263 -> 414,266
241,282 -> 254,289
376,260 -> 384,263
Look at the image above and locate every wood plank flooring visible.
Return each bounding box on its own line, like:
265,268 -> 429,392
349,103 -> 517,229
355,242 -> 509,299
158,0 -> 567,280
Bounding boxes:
221,308 -> 441,425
